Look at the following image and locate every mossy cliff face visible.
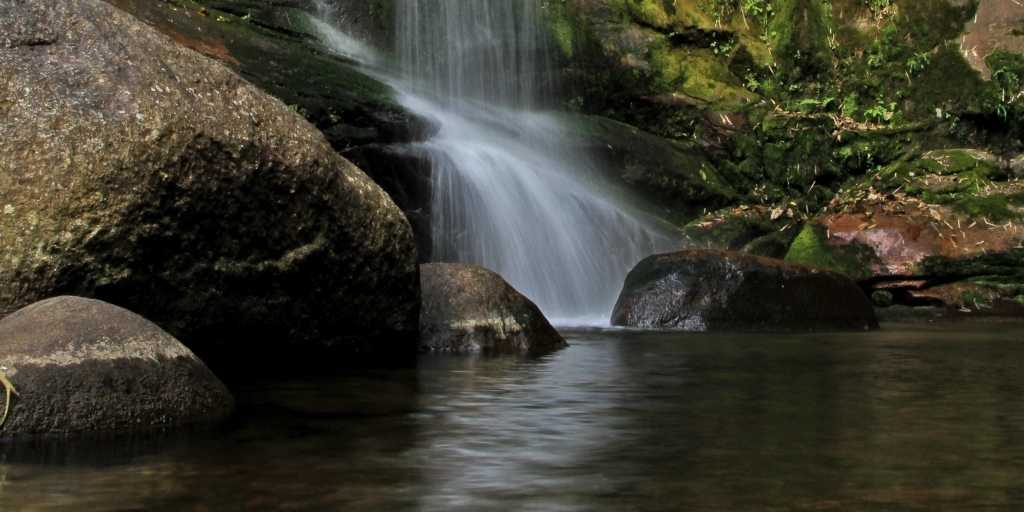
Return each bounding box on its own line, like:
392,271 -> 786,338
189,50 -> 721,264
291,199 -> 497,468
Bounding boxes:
539,0 -> 1024,316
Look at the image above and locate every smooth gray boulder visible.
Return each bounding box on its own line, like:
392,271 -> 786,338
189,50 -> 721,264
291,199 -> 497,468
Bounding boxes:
612,250 -> 879,331
0,296 -> 234,436
0,0 -> 420,371
420,264 -> 567,353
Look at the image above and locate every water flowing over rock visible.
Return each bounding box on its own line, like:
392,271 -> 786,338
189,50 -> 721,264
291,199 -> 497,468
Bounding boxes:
612,250 -> 879,331
0,296 -> 233,436
391,0 -> 677,324
0,0 -> 420,372
419,263 -> 567,353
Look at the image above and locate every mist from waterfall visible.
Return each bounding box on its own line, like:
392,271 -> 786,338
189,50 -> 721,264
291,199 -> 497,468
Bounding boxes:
316,0 -> 677,324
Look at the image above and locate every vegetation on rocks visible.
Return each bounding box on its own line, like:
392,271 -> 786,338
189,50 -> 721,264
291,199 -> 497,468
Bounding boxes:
541,0 -> 1024,318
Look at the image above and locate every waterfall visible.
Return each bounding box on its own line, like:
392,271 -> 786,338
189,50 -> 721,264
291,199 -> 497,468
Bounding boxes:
318,0 -> 677,324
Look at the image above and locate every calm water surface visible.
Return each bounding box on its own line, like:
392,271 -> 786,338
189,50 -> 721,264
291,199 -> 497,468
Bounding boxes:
1,325 -> 1023,511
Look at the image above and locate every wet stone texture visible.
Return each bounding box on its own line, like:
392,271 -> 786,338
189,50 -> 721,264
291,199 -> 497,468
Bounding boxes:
419,263 -> 568,353
0,0 -> 420,372
0,296 -> 234,437
612,250 -> 879,331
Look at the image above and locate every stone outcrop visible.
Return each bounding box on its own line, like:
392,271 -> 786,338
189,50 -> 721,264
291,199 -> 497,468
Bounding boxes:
0,296 -> 233,436
104,0 -> 434,150
612,250 -> 878,331
0,0 -> 420,371
419,264 -> 567,353
783,150 -> 1024,318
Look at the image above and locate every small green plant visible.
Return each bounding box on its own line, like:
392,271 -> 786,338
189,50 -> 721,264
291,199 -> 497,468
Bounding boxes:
906,51 -> 931,74
742,0 -> 772,28
745,73 -> 761,92
863,95 -> 898,123
710,39 -> 734,56
868,0 -> 894,20
288,104 -> 309,119
994,67 -> 1021,103
793,96 -> 837,114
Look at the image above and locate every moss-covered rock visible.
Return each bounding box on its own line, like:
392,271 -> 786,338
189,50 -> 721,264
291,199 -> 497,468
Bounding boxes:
784,223 -> 880,281
567,114 -> 738,224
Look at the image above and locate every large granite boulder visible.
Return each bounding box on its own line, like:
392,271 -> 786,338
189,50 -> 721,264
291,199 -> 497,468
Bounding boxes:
0,0 -> 420,371
419,264 -> 567,353
0,296 -> 233,436
612,250 -> 878,331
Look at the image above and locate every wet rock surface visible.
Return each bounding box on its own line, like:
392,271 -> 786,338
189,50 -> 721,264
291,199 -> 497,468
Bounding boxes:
612,250 -> 879,331
0,296 -> 233,436
419,264 -> 568,353
0,0 -> 420,372
104,0 -> 434,150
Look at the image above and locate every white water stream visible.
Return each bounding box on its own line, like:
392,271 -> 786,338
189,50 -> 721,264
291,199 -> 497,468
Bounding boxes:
315,0 -> 676,324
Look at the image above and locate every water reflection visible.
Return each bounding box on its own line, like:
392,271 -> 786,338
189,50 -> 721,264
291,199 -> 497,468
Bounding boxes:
0,326 -> 1022,510
409,346 -> 633,511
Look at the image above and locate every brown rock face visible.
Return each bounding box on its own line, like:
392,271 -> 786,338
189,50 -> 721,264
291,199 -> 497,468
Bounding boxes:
419,264 -> 568,353
612,250 -> 878,331
813,209 -> 1023,279
0,0 -> 420,371
0,296 -> 234,436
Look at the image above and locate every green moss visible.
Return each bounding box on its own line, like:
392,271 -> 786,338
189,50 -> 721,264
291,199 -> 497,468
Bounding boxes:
566,114 -> 737,222
683,213 -> 776,250
784,223 -> 878,280
871,290 -> 894,307
767,0 -> 833,79
951,195 -> 1019,223
649,38 -> 687,94
742,226 -> 802,258
892,150 -> 1016,216
961,289 -> 988,308
915,250 -> 1024,278
904,47 -> 993,121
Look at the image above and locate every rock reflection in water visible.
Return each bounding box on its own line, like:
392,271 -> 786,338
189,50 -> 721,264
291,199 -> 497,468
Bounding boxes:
408,346 -> 632,510
0,326 -> 1023,510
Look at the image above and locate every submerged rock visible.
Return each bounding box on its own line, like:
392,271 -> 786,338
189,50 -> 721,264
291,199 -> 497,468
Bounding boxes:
419,264 -> 567,353
0,297 -> 233,436
0,0 -> 420,371
611,250 -> 878,331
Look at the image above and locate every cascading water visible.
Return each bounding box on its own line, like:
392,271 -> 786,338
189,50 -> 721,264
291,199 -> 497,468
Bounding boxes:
317,0 -> 677,324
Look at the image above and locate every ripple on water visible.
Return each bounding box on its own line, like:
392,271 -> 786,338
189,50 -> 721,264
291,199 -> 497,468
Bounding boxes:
1,325 -> 1024,510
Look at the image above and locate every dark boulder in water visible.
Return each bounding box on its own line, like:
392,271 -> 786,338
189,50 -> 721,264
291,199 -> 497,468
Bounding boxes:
0,0 -> 420,372
0,296 -> 233,436
419,263 -> 567,353
612,250 -> 878,331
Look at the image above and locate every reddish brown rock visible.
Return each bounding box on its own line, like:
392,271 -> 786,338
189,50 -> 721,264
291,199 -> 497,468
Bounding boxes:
821,209 -> 1020,277
962,0 -> 1024,79
788,202 -> 1024,283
